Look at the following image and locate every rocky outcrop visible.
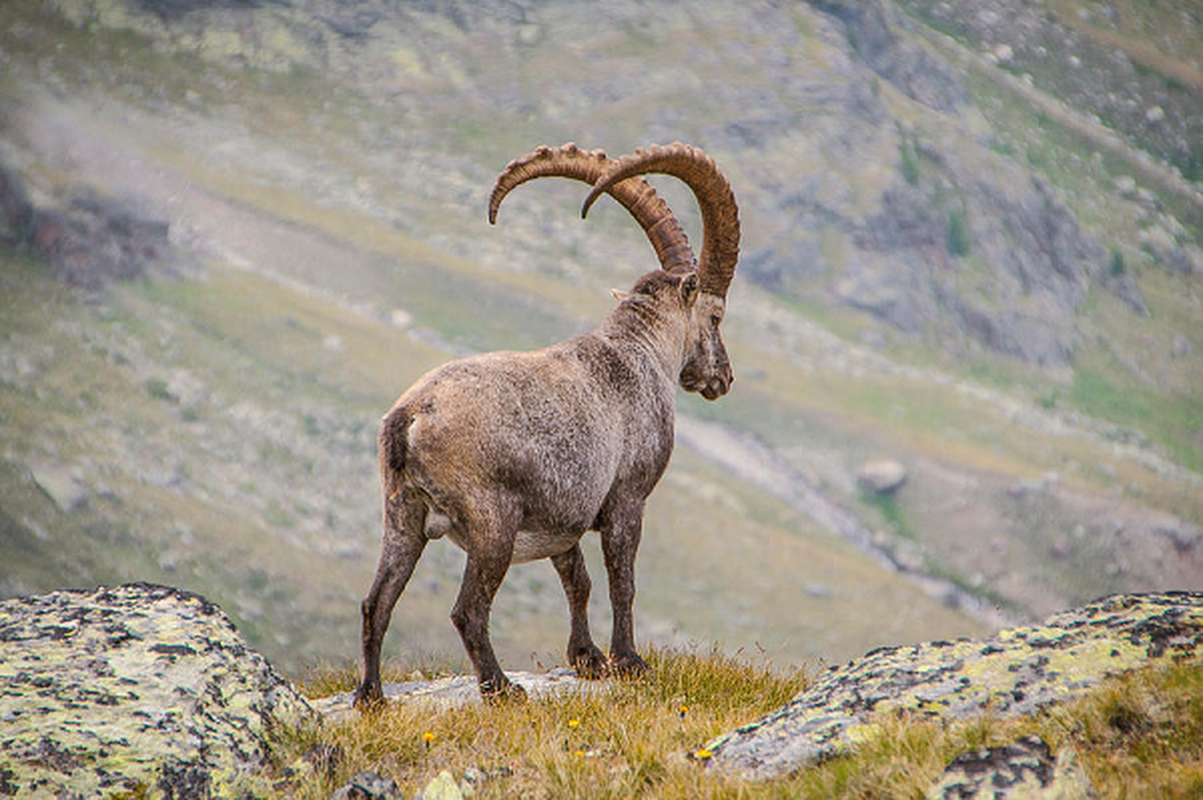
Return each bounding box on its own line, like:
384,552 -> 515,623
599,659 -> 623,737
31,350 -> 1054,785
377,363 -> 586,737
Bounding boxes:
814,0 -> 966,112
31,191 -> 173,291
704,592 -> 1202,780
0,163 -> 173,292
0,583 -> 315,797
843,157 -> 1108,365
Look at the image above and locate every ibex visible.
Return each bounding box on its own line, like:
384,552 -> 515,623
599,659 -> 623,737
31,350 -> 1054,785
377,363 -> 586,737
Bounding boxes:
355,143 -> 739,704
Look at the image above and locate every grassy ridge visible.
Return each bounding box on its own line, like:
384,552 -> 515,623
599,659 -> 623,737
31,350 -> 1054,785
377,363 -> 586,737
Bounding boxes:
282,650 -> 1203,799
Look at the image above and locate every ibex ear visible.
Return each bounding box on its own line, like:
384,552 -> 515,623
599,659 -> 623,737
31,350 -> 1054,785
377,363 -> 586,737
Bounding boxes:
611,288 -> 633,302
679,273 -> 699,306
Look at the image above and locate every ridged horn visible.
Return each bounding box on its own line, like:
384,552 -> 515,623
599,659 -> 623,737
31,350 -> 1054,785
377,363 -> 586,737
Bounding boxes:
583,143 -> 739,299
488,143 -> 696,274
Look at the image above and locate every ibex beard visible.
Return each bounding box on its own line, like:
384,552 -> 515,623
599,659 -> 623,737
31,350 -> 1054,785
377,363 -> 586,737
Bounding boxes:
355,143 -> 739,705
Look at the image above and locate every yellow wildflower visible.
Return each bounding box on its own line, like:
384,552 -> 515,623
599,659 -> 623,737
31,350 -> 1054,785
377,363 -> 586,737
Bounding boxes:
568,718 -> 581,728
694,748 -> 713,760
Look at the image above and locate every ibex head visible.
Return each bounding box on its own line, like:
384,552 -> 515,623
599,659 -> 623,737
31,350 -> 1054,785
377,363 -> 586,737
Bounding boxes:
490,141 -> 740,400
583,143 -> 739,400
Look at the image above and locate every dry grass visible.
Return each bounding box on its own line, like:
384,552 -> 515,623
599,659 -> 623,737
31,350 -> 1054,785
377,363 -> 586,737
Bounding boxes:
287,647 -> 810,799
279,651 -> 1203,799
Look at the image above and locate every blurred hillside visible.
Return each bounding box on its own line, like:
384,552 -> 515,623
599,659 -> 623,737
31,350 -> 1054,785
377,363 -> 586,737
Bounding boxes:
0,0 -> 1200,675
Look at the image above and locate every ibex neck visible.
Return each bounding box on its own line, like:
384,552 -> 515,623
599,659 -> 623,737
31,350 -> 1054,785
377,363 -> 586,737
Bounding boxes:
598,298 -> 686,383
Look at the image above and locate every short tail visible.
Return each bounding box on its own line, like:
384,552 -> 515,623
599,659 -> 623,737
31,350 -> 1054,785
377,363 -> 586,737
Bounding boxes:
378,408 -> 411,499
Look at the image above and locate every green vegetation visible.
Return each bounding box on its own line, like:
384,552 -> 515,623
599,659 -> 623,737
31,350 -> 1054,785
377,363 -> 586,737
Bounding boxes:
859,490 -> 914,541
898,137 -> 920,186
281,652 -> 1203,799
1067,364 -> 1203,474
1177,149 -> 1203,184
1108,246 -> 1126,277
946,209 -> 970,257
145,377 -> 173,402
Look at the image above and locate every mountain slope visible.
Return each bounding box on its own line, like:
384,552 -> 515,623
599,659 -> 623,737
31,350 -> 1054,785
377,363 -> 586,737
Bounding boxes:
1,0 -> 1200,674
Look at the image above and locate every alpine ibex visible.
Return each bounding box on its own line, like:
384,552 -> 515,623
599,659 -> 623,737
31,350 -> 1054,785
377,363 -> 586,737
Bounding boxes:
355,143 -> 740,704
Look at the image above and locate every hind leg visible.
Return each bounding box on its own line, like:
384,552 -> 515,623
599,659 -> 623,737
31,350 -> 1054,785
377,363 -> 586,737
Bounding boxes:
551,544 -> 607,678
355,486 -> 427,708
450,501 -> 525,699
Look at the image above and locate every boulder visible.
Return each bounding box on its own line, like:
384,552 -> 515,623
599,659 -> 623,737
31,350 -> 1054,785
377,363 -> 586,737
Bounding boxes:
703,592 -> 1202,779
29,462 -> 88,512
857,459 -> 908,495
0,583 -> 316,797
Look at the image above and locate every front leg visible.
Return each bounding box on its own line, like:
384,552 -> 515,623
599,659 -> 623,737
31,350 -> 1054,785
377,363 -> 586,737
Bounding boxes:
599,501 -> 649,675
551,543 -> 607,678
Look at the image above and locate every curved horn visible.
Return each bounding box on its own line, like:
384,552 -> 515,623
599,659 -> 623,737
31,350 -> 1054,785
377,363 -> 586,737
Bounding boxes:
582,143 -> 739,299
488,143 -> 696,274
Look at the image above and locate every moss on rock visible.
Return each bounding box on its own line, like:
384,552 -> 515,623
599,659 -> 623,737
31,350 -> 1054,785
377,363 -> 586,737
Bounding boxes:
0,583 -> 315,797
705,592 -> 1203,780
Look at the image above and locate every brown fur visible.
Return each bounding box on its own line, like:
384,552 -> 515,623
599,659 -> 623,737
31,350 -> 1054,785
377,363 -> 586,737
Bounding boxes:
356,268 -> 733,705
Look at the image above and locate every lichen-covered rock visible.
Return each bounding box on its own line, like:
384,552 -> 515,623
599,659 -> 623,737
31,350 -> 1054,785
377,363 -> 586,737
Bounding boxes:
926,735 -> 1092,799
705,592 -> 1202,779
0,583 -> 316,797
417,770 -> 462,800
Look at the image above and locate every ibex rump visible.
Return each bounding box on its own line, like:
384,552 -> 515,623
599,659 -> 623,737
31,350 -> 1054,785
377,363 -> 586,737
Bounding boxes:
355,143 -> 740,704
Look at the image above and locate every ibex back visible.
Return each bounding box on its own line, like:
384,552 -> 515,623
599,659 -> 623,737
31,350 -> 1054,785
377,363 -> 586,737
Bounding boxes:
356,143 -> 740,704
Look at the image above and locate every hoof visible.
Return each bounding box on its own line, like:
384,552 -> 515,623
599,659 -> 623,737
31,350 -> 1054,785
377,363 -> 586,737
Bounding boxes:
569,644 -> 609,679
608,652 -> 650,677
353,682 -> 385,711
480,676 -> 527,703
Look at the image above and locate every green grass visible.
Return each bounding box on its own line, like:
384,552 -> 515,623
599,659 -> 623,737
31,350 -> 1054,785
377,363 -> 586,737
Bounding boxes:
859,490 -> 915,541
277,651 -> 1203,799
899,138 -> 920,186
1067,363 -> 1203,474
946,209 -> 971,257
